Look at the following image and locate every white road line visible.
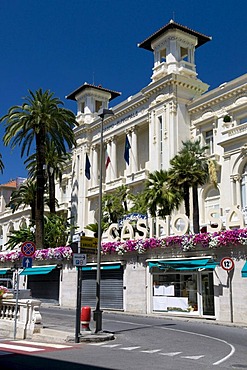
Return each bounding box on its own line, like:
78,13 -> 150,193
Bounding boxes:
88,342 -> 105,346
12,340 -> 71,349
159,352 -> 182,356
121,346 -> 141,351
160,326 -> 235,365
181,355 -> 205,360
141,349 -> 162,353
0,343 -> 44,352
101,344 -> 121,348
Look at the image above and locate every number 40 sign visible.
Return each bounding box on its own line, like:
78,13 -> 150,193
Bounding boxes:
220,257 -> 234,271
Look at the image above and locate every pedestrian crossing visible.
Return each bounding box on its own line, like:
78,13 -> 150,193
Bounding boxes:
88,342 -> 205,361
0,340 -> 73,356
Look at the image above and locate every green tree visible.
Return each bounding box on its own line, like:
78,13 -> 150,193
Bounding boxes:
25,141 -> 71,214
169,139 -> 215,233
5,214 -> 76,250
144,169 -> 182,218
7,180 -> 37,222
1,89 -> 77,248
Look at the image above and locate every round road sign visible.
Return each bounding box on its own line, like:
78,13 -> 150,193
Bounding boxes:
220,257 -> 234,271
21,241 -> 36,257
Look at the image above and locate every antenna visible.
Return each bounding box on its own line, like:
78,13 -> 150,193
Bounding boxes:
172,11 -> 175,21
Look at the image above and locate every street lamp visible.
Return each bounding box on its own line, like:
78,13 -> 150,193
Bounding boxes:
94,108 -> 114,333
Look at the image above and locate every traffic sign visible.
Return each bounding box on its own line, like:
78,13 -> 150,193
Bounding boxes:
22,257 -> 33,269
21,241 -> 36,257
220,257 -> 234,271
80,236 -> 97,254
73,253 -> 87,267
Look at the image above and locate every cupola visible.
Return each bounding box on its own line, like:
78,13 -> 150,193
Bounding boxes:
138,19 -> 211,82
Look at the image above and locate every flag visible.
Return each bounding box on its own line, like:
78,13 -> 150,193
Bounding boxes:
124,135 -> 131,165
85,153 -> 91,180
105,151 -> 111,169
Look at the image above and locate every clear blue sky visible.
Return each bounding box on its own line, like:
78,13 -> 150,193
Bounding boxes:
0,0 -> 246,183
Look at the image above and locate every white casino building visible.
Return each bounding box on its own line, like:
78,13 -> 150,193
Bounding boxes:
1,20 -> 247,323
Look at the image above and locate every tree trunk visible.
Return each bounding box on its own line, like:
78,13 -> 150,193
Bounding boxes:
48,169 -> 56,214
184,184 -> 190,218
192,184 -> 200,234
35,130 -> 46,248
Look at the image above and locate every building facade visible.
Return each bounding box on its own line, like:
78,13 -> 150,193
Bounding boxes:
1,20 -> 247,323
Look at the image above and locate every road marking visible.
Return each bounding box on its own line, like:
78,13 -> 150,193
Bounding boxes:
0,343 -> 44,352
121,346 -> 141,351
88,342 -> 105,346
101,344 -> 121,348
181,355 -> 205,360
159,352 -> 182,356
141,349 -> 162,353
13,340 -> 72,349
159,326 -> 235,366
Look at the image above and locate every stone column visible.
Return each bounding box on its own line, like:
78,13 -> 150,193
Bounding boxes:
111,136 -> 117,180
130,126 -> 138,174
92,145 -> 98,187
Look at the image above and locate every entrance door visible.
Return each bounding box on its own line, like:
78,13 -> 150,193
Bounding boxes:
201,272 -> 215,315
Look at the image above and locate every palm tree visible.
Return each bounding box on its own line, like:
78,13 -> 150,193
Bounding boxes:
0,153 -> 4,174
25,141 -> 71,214
169,139 -> 214,233
1,89 -> 77,248
7,180 -> 37,222
144,169 -> 182,218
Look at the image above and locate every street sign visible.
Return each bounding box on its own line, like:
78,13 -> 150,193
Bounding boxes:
220,257 -> 234,271
21,241 -> 36,257
80,236 -> 98,254
73,253 -> 87,267
22,257 -> 33,269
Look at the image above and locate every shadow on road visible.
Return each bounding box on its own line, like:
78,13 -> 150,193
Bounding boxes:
1,353 -> 111,370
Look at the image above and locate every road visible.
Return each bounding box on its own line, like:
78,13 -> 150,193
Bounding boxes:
1,306 -> 247,369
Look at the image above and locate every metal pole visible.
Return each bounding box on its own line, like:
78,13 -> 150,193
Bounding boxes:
75,240 -> 82,343
13,269 -> 20,340
94,115 -> 104,333
228,271 -> 233,323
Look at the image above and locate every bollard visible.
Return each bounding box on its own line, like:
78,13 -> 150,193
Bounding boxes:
80,306 -> 91,331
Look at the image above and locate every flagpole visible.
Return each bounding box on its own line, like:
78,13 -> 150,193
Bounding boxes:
94,108 -> 114,333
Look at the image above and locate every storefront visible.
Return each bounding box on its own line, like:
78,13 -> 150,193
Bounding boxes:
148,257 -> 219,316
81,263 -> 124,310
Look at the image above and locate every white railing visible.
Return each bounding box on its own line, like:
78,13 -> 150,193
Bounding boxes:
0,298 -> 42,339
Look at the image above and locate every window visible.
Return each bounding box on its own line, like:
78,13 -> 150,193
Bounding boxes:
160,48 -> 166,62
239,117 -> 247,125
95,100 -> 102,113
180,47 -> 188,61
158,116 -> 163,169
241,164 -> 247,209
80,102 -> 85,114
205,130 -> 214,155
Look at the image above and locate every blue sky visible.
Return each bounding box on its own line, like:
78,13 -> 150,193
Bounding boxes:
0,0 -> 246,183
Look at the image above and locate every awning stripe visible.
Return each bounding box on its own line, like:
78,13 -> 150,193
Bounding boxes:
20,265 -> 57,276
0,268 -> 10,275
82,263 -> 121,271
241,261 -> 247,278
149,258 -> 219,271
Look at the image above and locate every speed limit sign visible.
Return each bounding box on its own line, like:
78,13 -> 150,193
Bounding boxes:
220,257 -> 234,271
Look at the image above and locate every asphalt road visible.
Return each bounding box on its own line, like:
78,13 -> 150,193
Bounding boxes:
1,306 -> 247,369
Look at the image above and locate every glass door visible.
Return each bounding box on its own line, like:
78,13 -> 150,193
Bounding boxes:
201,272 -> 215,315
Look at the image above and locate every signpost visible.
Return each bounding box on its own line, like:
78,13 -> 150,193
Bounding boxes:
220,257 -> 235,323
73,253 -> 87,267
21,241 -> 36,257
22,257 -> 33,269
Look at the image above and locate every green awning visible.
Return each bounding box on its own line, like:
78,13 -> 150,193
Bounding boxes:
149,258 -> 219,271
82,263 -> 121,271
0,268 -> 10,275
20,265 -> 57,276
241,261 -> 247,277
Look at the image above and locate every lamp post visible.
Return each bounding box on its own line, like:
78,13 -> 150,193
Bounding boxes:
94,108 -> 114,333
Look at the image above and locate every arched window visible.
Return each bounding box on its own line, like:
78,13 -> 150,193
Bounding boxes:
241,164 -> 247,209
204,187 -> 220,222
